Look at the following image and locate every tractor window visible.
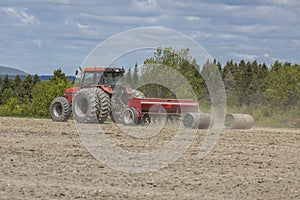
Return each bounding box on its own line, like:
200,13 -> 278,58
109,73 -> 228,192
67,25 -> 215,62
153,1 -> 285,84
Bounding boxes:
103,72 -> 123,85
81,71 -> 102,87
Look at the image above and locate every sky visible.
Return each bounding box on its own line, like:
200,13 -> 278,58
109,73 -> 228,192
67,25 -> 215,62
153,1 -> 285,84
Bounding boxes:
0,0 -> 299,75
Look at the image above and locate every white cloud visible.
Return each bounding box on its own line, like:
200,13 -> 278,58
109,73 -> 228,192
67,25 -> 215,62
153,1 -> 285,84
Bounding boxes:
264,0 -> 300,6
190,31 -> 248,41
132,0 -> 157,11
231,52 -> 258,61
64,19 -> 100,36
291,39 -> 300,46
237,44 -> 260,51
76,23 -> 99,36
230,51 -> 283,65
30,39 -> 42,47
190,31 -> 212,39
2,7 -> 40,25
254,5 -> 299,24
232,24 -> 280,34
186,16 -> 201,21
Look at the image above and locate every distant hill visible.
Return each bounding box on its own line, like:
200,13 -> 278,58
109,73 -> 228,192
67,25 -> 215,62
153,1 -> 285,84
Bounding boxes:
0,66 -> 28,76
0,66 -> 75,81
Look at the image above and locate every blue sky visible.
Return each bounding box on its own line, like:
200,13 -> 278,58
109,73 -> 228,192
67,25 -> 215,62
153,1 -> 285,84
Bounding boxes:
0,0 -> 299,75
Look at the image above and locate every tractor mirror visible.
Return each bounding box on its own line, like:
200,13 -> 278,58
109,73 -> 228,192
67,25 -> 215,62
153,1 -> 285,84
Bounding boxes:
75,70 -> 78,76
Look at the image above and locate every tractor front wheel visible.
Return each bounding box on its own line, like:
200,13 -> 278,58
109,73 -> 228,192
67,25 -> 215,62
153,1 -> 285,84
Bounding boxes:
50,97 -> 71,122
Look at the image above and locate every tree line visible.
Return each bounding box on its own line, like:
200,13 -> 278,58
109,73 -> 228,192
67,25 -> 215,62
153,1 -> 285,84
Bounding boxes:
123,48 -> 299,112
0,69 -> 71,117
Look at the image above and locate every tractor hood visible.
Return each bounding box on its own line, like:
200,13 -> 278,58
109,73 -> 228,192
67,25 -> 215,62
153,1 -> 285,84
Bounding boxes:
64,87 -> 80,95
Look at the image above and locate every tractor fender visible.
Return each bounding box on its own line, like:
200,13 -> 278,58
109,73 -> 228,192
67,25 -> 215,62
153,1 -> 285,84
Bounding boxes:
99,85 -> 113,94
64,87 -> 80,103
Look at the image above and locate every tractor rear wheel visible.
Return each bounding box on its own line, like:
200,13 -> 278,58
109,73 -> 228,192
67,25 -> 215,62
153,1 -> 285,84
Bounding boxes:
72,88 -> 110,123
96,88 -> 111,123
110,98 -> 124,123
50,97 -> 71,122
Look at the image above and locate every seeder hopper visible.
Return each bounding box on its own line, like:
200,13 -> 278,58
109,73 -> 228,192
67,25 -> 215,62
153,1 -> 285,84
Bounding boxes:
119,97 -> 200,126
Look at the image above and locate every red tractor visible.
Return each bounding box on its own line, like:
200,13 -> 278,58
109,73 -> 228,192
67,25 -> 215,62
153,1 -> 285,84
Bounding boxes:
49,67 -> 144,123
50,67 -> 200,126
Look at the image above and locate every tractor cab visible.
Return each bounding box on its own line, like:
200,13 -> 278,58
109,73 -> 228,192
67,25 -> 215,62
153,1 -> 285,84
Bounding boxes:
80,67 -> 125,87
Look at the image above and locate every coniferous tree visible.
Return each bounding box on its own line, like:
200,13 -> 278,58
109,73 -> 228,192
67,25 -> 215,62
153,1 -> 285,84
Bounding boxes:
132,63 -> 139,88
0,77 -> 3,101
23,74 -> 34,101
0,78 -> 2,104
13,75 -> 23,100
13,75 -> 22,90
50,68 -> 68,83
0,75 -> 12,104
2,74 -> 10,91
33,74 -> 40,85
125,68 -> 132,86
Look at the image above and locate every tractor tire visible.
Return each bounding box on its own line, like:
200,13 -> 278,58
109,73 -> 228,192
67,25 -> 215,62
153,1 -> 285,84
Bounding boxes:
110,89 -> 144,123
72,88 -> 111,124
110,98 -> 124,123
96,88 -> 111,123
50,97 -> 71,122
120,107 -> 139,126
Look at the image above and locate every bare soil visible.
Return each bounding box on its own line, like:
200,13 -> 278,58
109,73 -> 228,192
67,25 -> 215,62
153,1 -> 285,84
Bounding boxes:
0,117 -> 299,199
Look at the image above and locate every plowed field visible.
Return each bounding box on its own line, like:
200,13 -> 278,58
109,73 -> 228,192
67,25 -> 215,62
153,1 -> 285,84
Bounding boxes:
0,117 -> 299,199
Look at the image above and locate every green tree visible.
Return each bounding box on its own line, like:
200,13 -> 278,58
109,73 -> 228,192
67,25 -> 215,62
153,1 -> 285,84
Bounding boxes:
30,69 -> 71,117
140,47 -> 205,100
0,78 -> 3,104
12,75 -> 23,100
2,75 -> 10,91
125,68 -> 132,86
50,68 -> 69,83
222,60 -> 238,105
247,61 -> 269,105
22,74 -> 34,102
13,75 -> 22,90
132,63 -> 139,88
223,70 -> 238,105
1,88 -> 14,104
0,75 -> 13,104
0,97 -> 29,117
33,74 -> 40,85
264,62 -> 300,109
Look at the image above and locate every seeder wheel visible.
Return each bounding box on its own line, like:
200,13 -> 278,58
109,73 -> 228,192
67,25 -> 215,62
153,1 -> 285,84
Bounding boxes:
120,107 -> 138,126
